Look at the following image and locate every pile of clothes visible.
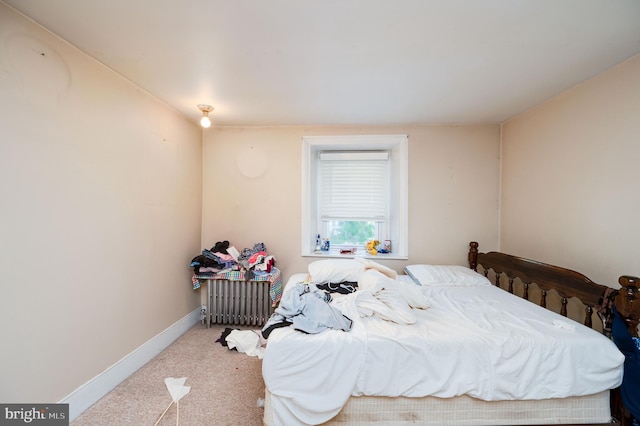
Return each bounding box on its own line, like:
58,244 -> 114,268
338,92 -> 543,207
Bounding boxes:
216,327 -> 268,359
190,240 -> 276,280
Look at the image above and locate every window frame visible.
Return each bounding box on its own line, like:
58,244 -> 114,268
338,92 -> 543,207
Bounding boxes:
301,134 -> 408,259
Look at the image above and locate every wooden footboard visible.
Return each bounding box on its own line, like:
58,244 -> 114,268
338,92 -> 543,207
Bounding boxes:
468,241 -> 640,426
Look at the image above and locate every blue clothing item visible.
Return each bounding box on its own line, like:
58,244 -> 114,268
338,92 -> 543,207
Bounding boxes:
612,307 -> 640,422
262,283 -> 352,336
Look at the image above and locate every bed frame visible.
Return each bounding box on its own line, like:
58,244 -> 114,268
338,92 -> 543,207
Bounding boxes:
468,241 -> 640,426
264,242 -> 639,426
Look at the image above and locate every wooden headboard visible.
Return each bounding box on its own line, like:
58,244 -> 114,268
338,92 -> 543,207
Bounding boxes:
469,241 -> 640,337
468,241 -> 639,336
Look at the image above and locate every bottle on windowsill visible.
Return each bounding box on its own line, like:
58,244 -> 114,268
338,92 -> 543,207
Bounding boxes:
315,234 -> 321,251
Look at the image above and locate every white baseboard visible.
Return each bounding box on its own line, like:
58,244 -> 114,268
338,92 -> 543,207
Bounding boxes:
61,307 -> 202,421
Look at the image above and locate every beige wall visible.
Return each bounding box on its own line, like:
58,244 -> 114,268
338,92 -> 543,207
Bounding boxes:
2,0 -> 636,414
0,4 -> 202,402
201,124 -> 501,292
500,54 -> 640,287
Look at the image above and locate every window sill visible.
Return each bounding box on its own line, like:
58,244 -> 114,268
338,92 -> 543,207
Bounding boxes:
302,251 -> 408,261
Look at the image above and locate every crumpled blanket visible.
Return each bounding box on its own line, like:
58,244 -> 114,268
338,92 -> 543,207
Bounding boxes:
262,283 -> 352,337
264,273 -> 624,426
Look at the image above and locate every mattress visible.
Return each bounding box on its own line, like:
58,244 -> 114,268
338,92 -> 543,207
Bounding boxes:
262,265 -> 624,426
263,388 -> 613,426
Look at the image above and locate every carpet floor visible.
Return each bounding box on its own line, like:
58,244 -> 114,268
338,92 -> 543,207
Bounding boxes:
71,324 -> 265,426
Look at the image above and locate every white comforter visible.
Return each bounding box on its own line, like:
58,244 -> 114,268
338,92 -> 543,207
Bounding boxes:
262,273 -> 624,426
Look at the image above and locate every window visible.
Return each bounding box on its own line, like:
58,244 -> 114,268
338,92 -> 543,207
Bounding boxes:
302,135 -> 408,258
319,151 -> 389,248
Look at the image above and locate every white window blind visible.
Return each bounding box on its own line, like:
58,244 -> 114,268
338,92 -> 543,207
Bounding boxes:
319,151 -> 389,221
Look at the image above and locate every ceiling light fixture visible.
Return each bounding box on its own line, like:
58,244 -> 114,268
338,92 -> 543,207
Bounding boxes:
198,104 -> 213,128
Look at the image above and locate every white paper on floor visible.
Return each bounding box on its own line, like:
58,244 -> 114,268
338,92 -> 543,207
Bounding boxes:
154,377 -> 191,426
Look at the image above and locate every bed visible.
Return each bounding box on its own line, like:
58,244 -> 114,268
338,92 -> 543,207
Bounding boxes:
261,242 -> 639,426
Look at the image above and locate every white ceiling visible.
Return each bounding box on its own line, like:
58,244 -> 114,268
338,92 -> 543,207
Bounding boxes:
4,0 -> 640,126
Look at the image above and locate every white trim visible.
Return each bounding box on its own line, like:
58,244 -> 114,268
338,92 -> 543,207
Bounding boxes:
60,307 -> 201,421
302,134 -> 408,257
301,139 -> 313,256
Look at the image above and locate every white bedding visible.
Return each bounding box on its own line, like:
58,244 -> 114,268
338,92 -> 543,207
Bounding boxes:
262,268 -> 624,426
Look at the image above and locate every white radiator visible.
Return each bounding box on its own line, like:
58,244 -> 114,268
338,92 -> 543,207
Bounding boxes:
207,279 -> 272,327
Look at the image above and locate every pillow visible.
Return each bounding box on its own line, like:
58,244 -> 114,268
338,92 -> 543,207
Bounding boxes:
308,259 -> 365,284
354,257 -> 398,279
357,269 -> 385,293
404,264 -> 490,286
